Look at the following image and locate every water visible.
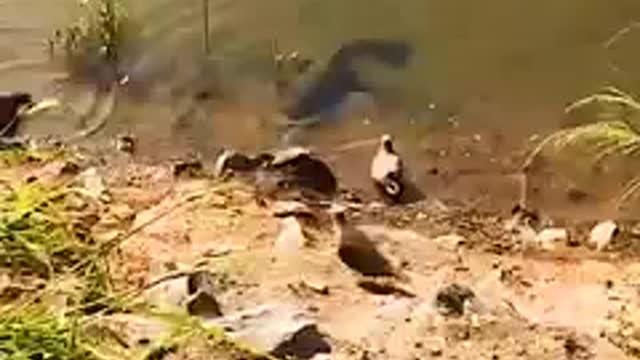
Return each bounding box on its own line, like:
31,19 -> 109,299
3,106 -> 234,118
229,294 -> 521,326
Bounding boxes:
2,0 -> 640,212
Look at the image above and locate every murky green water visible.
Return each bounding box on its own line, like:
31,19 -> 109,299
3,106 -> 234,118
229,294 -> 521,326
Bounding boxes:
2,0 -> 640,158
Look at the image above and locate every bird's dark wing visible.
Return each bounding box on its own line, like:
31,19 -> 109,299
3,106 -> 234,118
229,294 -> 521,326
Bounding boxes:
338,227 -> 395,276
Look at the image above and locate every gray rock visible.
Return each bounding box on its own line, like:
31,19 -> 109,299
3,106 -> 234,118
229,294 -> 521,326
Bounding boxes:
145,270 -> 222,318
207,303 -> 331,359
535,228 -> 568,250
275,217 -> 307,253
434,283 -> 476,317
79,167 -> 107,199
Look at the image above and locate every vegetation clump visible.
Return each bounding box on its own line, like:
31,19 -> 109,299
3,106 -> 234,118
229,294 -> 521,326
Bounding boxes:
49,0 -> 136,81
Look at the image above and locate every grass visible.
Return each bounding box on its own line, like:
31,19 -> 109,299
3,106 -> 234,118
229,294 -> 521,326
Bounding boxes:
0,147 -> 276,360
0,304 -> 96,360
523,87 -> 640,209
50,0 -> 135,79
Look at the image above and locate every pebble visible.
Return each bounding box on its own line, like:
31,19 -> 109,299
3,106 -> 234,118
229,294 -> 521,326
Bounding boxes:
430,347 -> 443,357
535,228 -> 568,250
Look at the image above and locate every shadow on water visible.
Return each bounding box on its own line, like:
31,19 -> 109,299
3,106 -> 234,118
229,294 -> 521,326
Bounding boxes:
283,39 -> 413,122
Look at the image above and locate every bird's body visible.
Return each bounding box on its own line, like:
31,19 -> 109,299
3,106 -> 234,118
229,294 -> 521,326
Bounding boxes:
267,147 -> 338,198
370,134 -> 404,203
331,208 -> 399,278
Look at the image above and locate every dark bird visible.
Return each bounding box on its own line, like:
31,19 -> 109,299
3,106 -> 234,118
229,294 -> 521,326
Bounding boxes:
330,205 -> 402,278
370,134 -> 404,203
0,92 -> 35,137
282,39 -> 413,123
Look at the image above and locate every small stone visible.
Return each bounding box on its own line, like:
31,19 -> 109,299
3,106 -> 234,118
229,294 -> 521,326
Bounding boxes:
115,134 -> 136,154
207,303 -> 331,359
433,234 -> 467,251
535,228 -> 568,250
80,167 -> 106,199
589,220 -> 619,251
172,159 -> 204,178
300,277 -> 329,295
605,279 -> 614,289
430,346 -> 443,357
435,283 -> 476,317
275,217 -> 307,253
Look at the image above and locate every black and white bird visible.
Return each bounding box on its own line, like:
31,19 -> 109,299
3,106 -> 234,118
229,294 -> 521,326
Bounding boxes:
267,146 -> 338,198
213,149 -> 266,179
370,134 -> 404,203
329,205 -> 403,278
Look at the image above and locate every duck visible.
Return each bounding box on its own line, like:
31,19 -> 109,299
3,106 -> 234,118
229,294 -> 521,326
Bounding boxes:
329,205 -> 401,278
370,134 -> 404,203
266,146 -> 338,198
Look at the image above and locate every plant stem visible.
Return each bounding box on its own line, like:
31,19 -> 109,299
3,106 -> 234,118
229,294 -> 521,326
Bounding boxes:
203,0 -> 211,55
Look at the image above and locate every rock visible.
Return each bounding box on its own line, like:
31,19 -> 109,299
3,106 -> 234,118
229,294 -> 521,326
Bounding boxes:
115,133 -> 136,154
589,220 -> 619,251
514,224 -> 538,250
60,160 -> 81,175
433,234 -> 467,251
145,270 -> 222,318
185,270 -> 223,318
207,303 -> 331,359
275,217 -> 307,252
79,167 -> 107,199
299,277 -> 330,295
172,158 -> 204,178
430,346 -> 443,357
435,283 -> 476,317
356,278 -> 416,298
535,228 -> 568,250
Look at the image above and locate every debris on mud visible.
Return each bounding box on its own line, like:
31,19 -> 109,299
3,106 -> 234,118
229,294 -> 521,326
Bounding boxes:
435,283 -> 476,317
209,303 -> 331,359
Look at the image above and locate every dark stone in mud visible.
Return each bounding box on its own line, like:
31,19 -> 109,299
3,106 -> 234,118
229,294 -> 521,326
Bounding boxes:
208,304 -> 331,359
434,283 -> 476,317
145,270 -> 223,318
357,278 -> 416,297
172,159 -> 204,178
185,270 -> 223,318
115,134 -> 136,154
60,161 -> 82,176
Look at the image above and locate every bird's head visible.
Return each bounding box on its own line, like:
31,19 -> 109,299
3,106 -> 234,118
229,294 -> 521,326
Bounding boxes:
380,134 -> 395,153
12,92 -> 35,114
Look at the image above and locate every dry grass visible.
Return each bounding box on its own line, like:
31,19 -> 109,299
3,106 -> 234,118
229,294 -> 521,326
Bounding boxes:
524,87 -> 640,209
